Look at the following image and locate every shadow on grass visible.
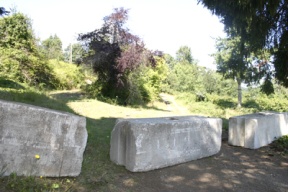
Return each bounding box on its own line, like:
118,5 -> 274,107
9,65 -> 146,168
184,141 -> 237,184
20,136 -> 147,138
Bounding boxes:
78,117 -> 130,190
242,100 -> 261,110
49,91 -> 85,102
214,99 -> 236,109
0,88 -> 76,114
0,79 -> 26,90
136,104 -> 171,112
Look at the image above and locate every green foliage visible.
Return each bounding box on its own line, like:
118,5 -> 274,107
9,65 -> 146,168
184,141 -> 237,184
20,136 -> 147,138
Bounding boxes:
126,57 -> 168,105
0,12 -> 62,89
64,43 -> 86,64
0,7 -> 9,16
199,0 -> 288,87
164,53 -> 176,69
244,83 -> 288,112
0,78 -> 26,89
84,57 -> 168,105
168,63 -> 200,92
0,13 -> 35,51
0,47 -> 58,89
271,135 -> 288,155
41,34 -> 64,60
79,8 -> 159,104
253,94 -> 288,112
48,59 -> 85,89
176,45 -> 194,64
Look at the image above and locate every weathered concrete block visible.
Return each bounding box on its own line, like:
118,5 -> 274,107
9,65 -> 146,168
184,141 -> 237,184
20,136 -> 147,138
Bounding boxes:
110,116 -> 222,172
228,111 -> 288,149
0,100 -> 87,177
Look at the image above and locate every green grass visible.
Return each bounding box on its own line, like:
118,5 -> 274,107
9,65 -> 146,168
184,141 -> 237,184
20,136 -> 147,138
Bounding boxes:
0,87 -> 287,191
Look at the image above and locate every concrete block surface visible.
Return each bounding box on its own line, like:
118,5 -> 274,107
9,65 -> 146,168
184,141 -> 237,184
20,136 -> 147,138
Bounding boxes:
110,116 -> 222,172
228,111 -> 288,149
0,100 -> 87,177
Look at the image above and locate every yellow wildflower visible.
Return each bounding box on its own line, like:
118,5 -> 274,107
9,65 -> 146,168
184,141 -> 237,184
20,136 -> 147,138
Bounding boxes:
35,154 -> 40,159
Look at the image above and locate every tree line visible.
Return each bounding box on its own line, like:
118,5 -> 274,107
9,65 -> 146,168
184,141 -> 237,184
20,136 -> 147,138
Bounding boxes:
0,5 -> 287,107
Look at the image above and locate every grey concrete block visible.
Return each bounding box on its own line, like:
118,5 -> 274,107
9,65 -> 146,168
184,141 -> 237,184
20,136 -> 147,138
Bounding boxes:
110,116 -> 222,172
228,111 -> 288,149
0,99 -> 87,177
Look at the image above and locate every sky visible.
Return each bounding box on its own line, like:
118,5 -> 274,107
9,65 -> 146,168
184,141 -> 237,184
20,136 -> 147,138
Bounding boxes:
2,0 -> 226,69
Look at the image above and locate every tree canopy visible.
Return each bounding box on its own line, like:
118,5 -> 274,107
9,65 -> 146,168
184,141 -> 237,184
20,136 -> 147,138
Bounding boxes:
0,7 -> 9,16
176,46 -> 194,64
198,0 -> 288,87
0,12 -> 58,88
41,34 -> 63,60
78,8 -> 159,104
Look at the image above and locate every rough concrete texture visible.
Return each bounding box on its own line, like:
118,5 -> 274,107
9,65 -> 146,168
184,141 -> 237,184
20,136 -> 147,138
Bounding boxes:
228,111 -> 288,149
0,100 -> 87,177
110,116 -> 222,172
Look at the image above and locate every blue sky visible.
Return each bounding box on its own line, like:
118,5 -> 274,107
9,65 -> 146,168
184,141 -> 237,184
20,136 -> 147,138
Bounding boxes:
2,0 -> 225,69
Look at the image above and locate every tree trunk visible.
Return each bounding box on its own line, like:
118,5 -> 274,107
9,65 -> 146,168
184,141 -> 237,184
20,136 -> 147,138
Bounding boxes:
237,78 -> 242,108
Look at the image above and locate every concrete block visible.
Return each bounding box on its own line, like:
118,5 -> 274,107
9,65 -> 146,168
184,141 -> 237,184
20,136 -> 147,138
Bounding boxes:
228,111 -> 288,149
110,116 -> 222,172
0,99 -> 87,177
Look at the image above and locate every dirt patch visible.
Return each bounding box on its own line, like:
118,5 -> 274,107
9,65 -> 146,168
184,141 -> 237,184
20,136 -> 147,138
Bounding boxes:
107,137 -> 288,192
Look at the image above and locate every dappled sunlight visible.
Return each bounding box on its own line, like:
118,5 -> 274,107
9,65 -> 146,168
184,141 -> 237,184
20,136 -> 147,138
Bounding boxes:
221,169 -> 237,177
241,162 -> 256,168
164,175 -> 185,182
223,182 -> 234,189
243,172 -> 256,179
280,161 -> 288,167
197,173 -> 217,183
123,178 -> 136,187
187,164 -> 201,170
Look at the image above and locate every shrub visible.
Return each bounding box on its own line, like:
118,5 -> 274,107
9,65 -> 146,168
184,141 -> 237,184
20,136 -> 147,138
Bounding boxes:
48,59 -> 85,90
271,135 -> 288,154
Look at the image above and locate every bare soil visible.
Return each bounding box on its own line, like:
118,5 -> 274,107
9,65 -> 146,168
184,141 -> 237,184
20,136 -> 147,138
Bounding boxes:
107,135 -> 288,192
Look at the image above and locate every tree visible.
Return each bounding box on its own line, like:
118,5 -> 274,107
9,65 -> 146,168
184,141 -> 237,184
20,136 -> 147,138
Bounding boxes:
198,0 -> 288,87
0,12 -> 58,88
0,7 -> 9,16
64,43 -> 86,65
78,8 -> 157,103
176,46 -> 194,64
41,34 -> 64,60
163,53 -> 176,69
214,36 -> 253,107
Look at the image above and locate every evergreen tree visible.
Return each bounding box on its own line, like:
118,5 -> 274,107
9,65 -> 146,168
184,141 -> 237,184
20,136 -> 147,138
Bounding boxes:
199,0 -> 288,87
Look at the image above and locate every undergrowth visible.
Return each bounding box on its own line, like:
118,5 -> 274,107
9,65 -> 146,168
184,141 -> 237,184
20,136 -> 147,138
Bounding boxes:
271,135 -> 288,155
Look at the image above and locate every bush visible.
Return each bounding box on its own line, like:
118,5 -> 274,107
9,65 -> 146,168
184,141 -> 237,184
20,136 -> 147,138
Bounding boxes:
0,48 -> 60,89
48,59 -> 85,90
271,135 -> 288,154
255,94 -> 288,112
